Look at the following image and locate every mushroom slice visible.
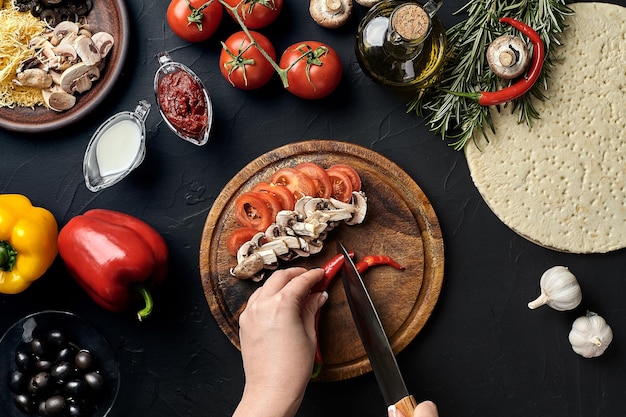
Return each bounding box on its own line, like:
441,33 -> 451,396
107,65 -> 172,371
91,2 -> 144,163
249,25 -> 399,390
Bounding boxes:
231,253 -> 265,280
13,68 -> 53,89
52,21 -> 79,45
60,62 -> 100,94
310,0 -> 352,28
74,35 -> 102,66
42,88 -> 77,112
275,210 -> 300,228
53,43 -> 78,61
91,32 -> 114,58
345,191 -> 367,225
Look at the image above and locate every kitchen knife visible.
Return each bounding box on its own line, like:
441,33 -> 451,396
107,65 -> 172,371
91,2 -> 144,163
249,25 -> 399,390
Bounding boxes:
338,241 -> 417,416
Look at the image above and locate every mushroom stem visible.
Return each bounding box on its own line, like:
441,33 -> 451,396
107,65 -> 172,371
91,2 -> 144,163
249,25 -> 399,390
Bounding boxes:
326,0 -> 342,12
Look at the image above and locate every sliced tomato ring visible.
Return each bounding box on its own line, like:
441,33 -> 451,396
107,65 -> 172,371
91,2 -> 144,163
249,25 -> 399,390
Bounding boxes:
253,191 -> 283,219
326,169 -> 353,203
234,191 -> 275,231
251,182 -> 296,210
327,164 -> 361,192
295,162 -> 332,199
270,167 -> 317,201
226,227 -> 261,257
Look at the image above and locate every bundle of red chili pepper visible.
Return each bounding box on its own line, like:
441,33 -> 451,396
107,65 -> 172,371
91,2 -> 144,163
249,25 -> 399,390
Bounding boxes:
310,252 -> 405,379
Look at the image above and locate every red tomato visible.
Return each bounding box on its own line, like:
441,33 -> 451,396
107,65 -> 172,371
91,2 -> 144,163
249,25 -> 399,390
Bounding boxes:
234,191 -> 274,231
226,227 -> 260,256
279,41 -> 342,100
220,31 -> 276,90
270,168 -> 317,200
253,191 -> 282,219
167,0 -> 223,43
223,0 -> 283,29
295,162 -> 332,199
326,164 -> 361,192
251,182 -> 295,210
327,169 -> 353,203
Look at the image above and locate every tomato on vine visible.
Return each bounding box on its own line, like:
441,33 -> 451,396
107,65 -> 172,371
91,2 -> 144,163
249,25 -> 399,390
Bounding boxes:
220,30 -> 276,90
223,0 -> 283,29
279,41 -> 342,100
167,0 -> 223,43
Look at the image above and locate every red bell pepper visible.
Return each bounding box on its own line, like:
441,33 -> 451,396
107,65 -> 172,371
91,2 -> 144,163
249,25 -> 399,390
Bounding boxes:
58,209 -> 168,321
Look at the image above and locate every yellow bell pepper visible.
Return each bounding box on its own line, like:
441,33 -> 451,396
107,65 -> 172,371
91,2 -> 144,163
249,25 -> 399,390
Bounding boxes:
0,194 -> 58,294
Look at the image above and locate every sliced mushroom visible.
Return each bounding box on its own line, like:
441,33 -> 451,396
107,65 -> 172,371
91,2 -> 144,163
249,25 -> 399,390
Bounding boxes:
345,191 -> 367,225
310,0 -> 352,28
13,68 -> 53,89
486,35 -> 531,79
42,88 -> 77,111
91,32 -> 114,58
59,62 -> 100,94
73,35 -> 101,66
52,21 -> 79,45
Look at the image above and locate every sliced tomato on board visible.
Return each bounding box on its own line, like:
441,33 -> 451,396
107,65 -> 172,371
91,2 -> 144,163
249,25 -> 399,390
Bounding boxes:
234,191 -> 275,231
251,182 -> 296,210
253,190 -> 283,219
226,227 -> 261,256
326,169 -> 353,203
326,164 -> 361,192
295,162 -> 332,199
270,168 -> 317,201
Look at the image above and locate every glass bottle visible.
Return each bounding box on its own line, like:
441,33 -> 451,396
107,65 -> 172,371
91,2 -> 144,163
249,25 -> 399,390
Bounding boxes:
355,0 -> 447,90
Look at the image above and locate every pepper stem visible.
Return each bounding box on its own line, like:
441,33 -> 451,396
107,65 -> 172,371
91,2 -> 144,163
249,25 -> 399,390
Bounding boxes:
136,286 -> 154,322
0,240 -> 17,272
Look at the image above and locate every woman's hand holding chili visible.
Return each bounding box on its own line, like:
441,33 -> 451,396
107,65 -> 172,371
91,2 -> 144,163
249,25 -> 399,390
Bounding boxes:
233,267 -> 328,417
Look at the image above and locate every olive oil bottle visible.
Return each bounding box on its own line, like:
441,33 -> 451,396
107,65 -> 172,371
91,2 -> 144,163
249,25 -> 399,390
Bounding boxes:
355,0 -> 447,90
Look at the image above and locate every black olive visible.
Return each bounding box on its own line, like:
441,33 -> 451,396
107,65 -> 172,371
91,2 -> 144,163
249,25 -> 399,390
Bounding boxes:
28,371 -> 51,395
31,337 -> 48,357
38,399 -> 48,415
67,402 -> 84,417
83,371 -> 105,393
64,379 -> 87,398
39,8 -> 57,26
13,393 -> 34,413
44,395 -> 66,417
35,359 -> 53,372
15,350 -> 34,372
46,330 -> 67,351
9,370 -> 28,393
51,361 -> 74,382
74,350 -> 94,371
30,2 -> 44,17
56,345 -> 78,363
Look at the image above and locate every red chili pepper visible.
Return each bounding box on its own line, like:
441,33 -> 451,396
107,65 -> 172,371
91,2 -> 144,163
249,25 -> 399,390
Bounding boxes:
477,17 -> 545,106
311,252 -> 405,379
356,255 -> 406,274
58,209 -> 169,321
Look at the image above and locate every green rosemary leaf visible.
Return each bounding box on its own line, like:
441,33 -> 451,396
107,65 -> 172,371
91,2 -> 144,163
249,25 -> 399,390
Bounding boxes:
409,0 -> 573,150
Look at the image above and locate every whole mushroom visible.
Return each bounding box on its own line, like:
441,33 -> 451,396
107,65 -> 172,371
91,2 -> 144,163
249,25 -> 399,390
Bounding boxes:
486,34 -> 531,79
310,0 -> 352,28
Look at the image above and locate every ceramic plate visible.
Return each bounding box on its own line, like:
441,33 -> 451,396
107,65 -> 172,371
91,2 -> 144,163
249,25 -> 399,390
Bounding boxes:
0,0 -> 129,132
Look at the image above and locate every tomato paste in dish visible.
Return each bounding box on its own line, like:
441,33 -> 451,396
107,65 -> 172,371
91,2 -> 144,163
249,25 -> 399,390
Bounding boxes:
157,70 -> 207,138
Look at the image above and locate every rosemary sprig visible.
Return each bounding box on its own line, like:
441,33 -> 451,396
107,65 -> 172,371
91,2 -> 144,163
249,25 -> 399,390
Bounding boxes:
409,0 -> 573,150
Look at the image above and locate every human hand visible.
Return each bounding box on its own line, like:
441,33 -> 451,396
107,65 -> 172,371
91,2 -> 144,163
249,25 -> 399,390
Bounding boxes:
233,267 -> 328,417
388,400 -> 439,417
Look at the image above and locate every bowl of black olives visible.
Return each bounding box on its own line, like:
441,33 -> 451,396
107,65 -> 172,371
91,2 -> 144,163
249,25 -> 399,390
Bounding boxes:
0,311 -> 120,417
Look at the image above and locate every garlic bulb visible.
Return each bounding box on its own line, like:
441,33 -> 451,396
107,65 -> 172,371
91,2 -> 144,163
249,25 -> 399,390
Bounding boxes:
568,312 -> 613,358
527,266 -> 582,311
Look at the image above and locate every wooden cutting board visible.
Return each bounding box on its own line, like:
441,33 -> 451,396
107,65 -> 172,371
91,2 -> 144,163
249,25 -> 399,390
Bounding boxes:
199,140 -> 444,381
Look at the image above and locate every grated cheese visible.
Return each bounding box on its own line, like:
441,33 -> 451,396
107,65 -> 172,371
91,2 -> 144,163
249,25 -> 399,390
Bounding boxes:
0,3 -> 46,108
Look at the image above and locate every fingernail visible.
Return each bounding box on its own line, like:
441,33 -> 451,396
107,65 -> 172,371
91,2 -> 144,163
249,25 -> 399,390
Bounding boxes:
319,291 -> 329,306
387,405 -> 397,417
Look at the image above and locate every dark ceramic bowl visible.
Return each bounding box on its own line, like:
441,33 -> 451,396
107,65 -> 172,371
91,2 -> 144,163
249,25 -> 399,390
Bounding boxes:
0,310 -> 120,417
0,0 -> 129,133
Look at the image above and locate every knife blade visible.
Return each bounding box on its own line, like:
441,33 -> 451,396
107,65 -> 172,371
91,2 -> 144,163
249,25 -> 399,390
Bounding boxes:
338,241 -> 417,415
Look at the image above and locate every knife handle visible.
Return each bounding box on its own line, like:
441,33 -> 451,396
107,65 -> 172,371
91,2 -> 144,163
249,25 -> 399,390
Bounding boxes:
394,395 -> 418,416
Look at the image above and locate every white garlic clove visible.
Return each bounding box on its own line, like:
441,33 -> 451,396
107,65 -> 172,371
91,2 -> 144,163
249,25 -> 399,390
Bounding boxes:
527,266 -> 582,311
568,311 -> 613,358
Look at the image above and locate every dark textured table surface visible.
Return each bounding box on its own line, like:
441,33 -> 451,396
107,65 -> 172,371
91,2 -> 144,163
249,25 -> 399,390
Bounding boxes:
1,0 -> 625,416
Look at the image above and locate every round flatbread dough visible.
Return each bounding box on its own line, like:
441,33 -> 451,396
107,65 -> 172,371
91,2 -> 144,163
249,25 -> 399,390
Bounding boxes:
465,2 -> 626,254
